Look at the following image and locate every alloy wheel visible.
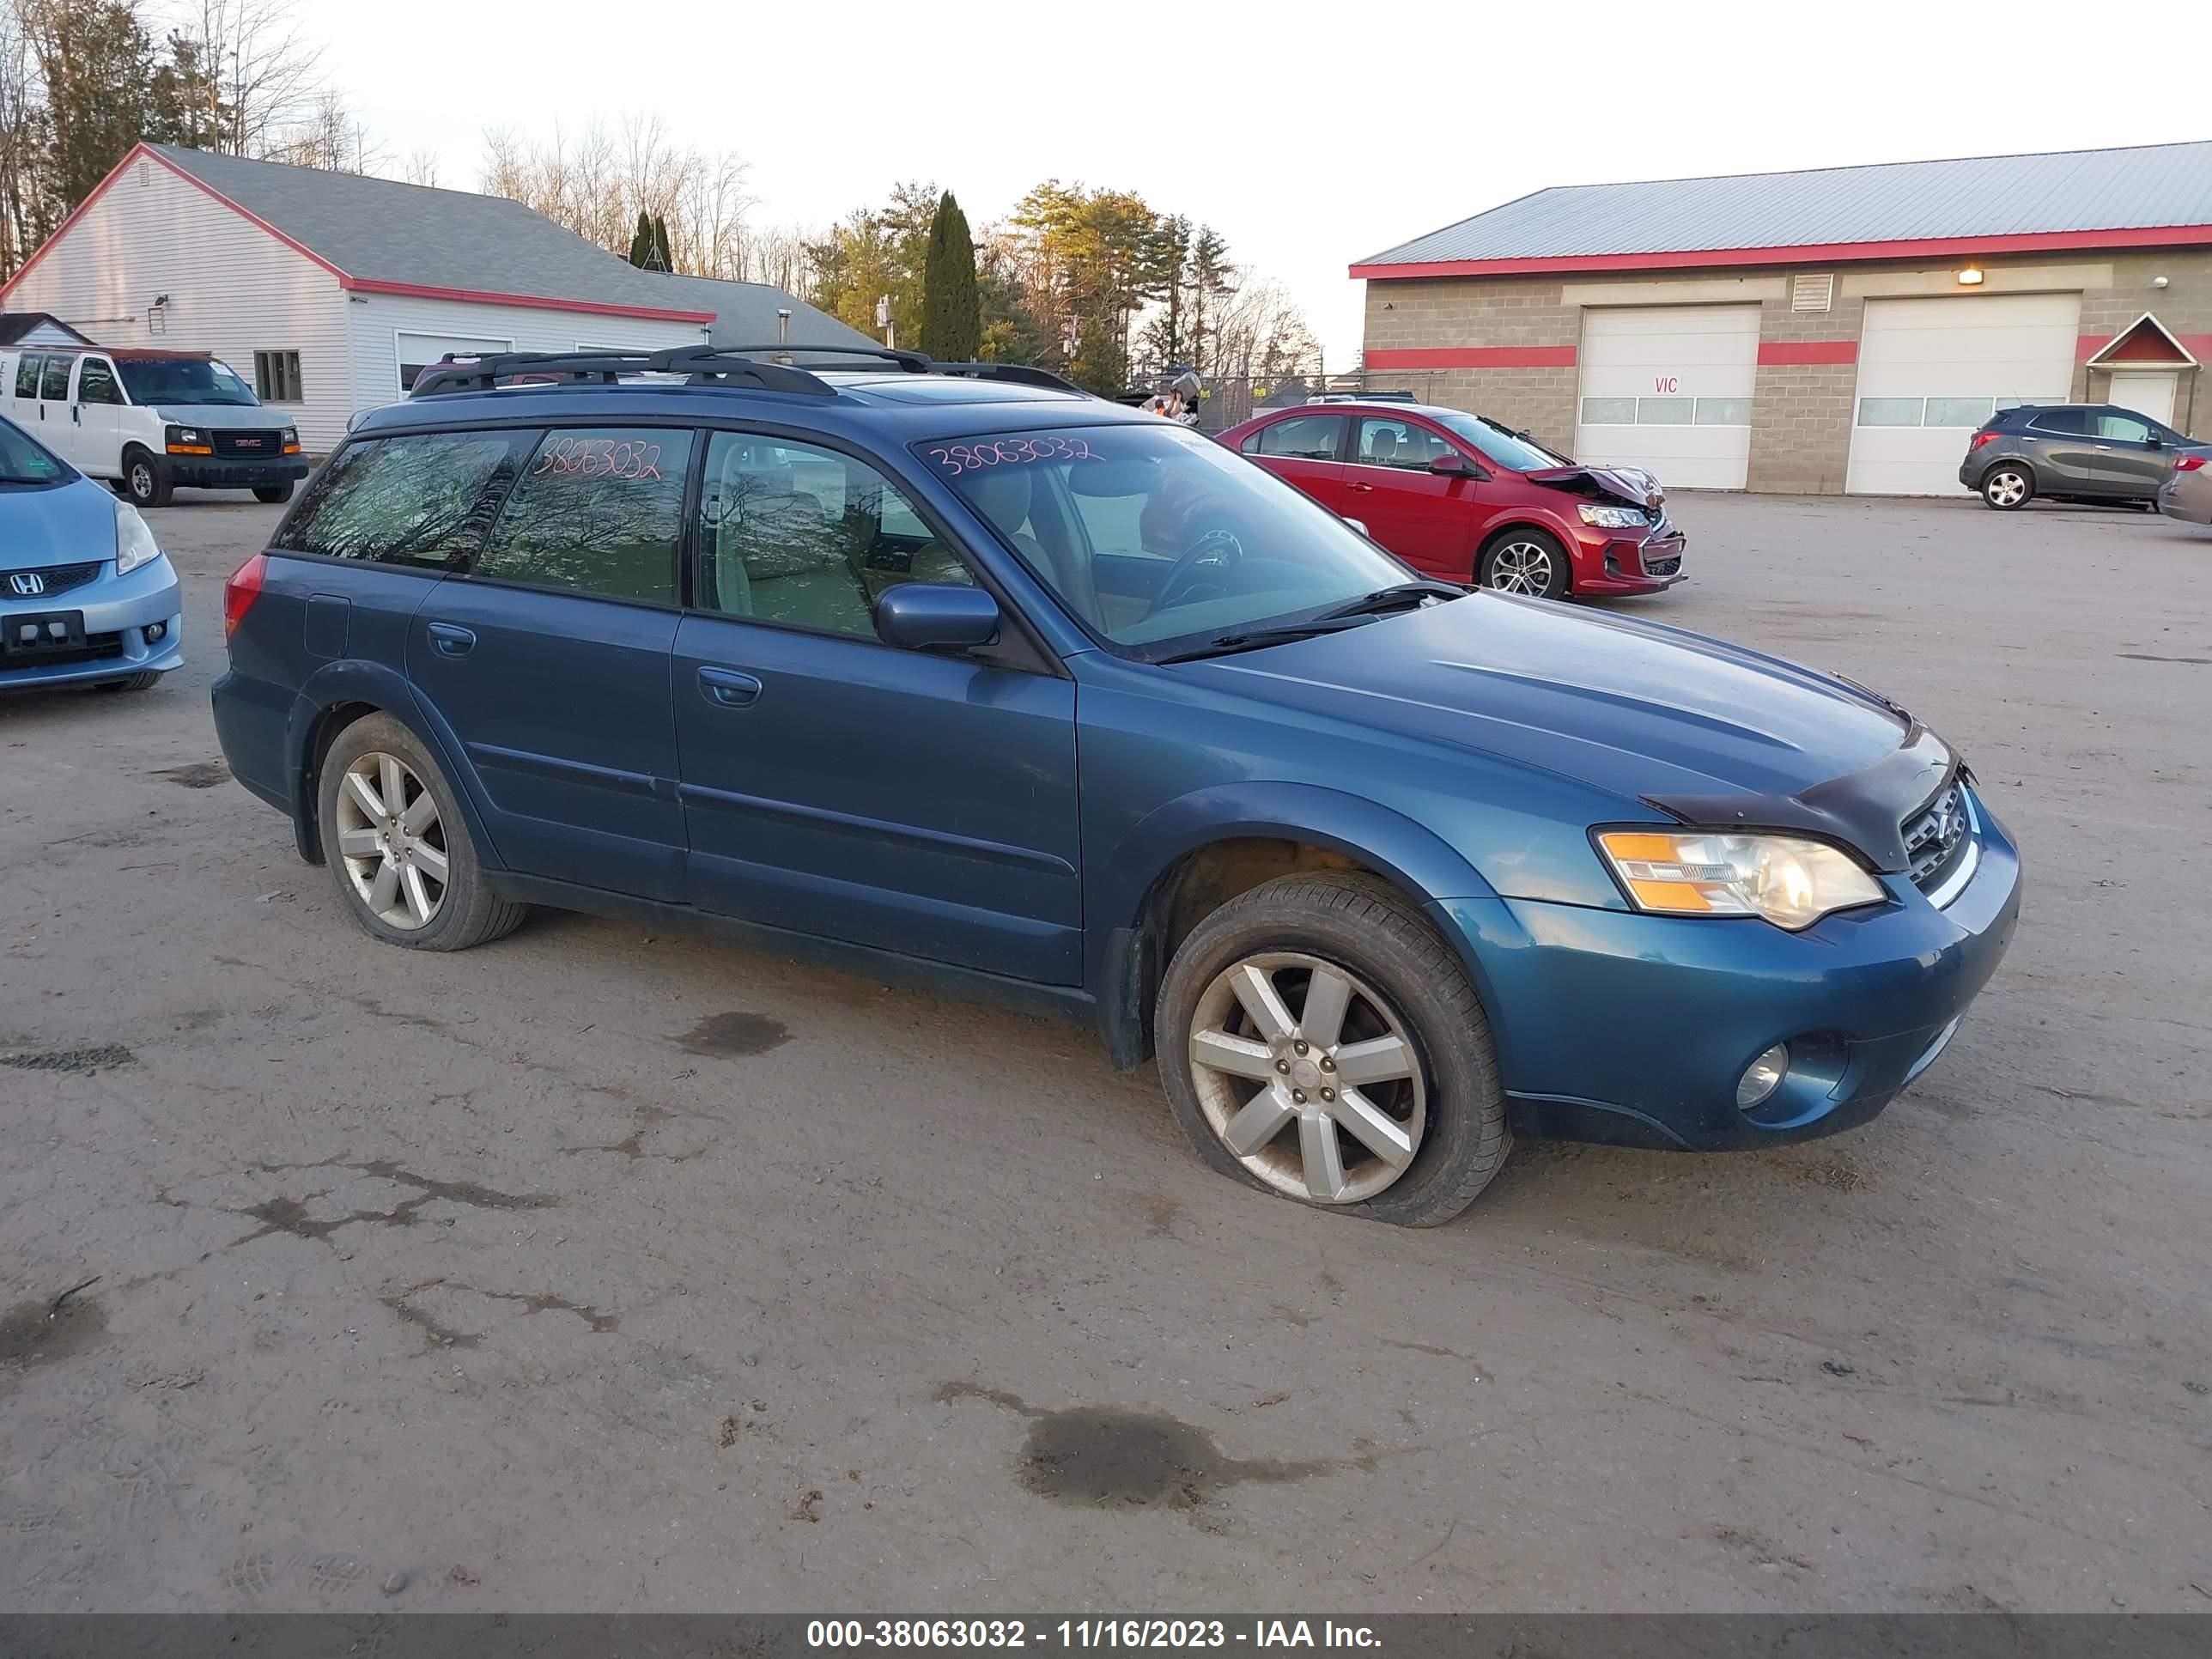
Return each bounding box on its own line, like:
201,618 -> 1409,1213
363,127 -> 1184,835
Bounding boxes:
1186,951 -> 1427,1205
130,463 -> 155,500
1986,471 -> 2027,507
1487,540 -> 1554,594
333,750 -> 449,930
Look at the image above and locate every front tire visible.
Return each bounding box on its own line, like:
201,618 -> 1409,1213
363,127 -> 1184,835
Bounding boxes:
1478,529 -> 1570,598
316,714 -> 527,951
1981,465 -> 2033,510
253,483 -> 295,505
124,448 -> 173,508
1156,872 -> 1510,1227
100,672 -> 162,692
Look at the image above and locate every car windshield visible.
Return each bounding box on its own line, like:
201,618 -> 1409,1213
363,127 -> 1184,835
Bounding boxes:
917,422 -> 1411,657
1432,410 -> 1566,471
114,356 -> 258,406
0,416 -> 70,486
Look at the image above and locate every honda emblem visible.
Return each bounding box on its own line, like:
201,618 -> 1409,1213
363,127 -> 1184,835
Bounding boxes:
8,571 -> 45,597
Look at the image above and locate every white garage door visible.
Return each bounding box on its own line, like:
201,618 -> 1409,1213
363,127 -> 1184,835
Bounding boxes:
1845,295 -> 2081,495
395,331 -> 514,394
1575,305 -> 1761,489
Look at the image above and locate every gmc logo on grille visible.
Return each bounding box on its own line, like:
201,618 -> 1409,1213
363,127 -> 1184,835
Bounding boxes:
234,438 -> 262,448
8,572 -> 44,596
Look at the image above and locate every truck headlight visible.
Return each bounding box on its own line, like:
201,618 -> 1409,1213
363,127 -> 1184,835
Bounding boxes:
1596,830 -> 1885,931
1577,503 -> 1649,530
114,501 -> 163,576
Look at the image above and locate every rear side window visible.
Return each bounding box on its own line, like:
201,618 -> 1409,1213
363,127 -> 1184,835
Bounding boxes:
278,429 -> 533,568
1244,414 -> 1345,460
473,428 -> 692,606
40,356 -> 70,399
14,355 -> 40,398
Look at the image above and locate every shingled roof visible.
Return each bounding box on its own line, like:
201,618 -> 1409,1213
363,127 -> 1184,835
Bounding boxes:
1353,141 -> 2212,277
142,144 -> 715,321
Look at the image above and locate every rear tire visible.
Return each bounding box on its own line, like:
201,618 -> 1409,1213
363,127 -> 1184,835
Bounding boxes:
316,713 -> 527,951
252,483 -> 295,505
1981,465 -> 2033,510
124,448 -> 173,508
1156,872 -> 1510,1227
1478,528 -> 1571,598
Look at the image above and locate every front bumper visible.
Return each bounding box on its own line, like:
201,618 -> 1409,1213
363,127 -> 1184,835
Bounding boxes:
1571,518 -> 1686,596
167,456 -> 308,489
0,557 -> 184,690
1431,797 -> 2022,1151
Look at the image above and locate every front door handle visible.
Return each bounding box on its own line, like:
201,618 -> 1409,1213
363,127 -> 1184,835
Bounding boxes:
426,622 -> 476,658
71,405 -> 81,423
698,666 -> 763,708
1347,481 -> 1375,493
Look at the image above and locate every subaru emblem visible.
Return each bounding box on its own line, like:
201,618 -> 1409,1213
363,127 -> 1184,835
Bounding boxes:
8,571 -> 45,597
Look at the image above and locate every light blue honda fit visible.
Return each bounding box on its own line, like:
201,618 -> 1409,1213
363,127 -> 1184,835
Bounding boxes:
0,412 -> 182,694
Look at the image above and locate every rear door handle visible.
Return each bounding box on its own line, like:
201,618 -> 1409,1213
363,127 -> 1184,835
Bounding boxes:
698,666 -> 763,708
426,622 -> 476,658
1347,481 -> 1375,493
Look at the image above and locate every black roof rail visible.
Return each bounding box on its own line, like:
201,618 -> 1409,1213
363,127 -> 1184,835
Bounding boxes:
409,345 -> 836,399
718,343 -> 1085,395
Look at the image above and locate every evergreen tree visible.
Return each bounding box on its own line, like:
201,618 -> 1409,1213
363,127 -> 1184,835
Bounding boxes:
628,209 -> 656,268
920,191 -> 980,362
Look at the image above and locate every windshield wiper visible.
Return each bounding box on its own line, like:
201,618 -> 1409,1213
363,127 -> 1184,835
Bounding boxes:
1313,580 -> 1463,621
1153,615 -> 1381,664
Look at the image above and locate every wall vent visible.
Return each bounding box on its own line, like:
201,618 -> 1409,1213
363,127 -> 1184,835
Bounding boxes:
1792,273 -> 1835,313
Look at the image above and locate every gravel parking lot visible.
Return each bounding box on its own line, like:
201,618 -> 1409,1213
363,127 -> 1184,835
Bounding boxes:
4,489 -> 2209,1613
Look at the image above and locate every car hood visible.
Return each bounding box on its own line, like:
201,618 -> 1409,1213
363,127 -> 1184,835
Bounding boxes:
1179,595 -> 1954,870
1524,463 -> 1663,510
153,404 -> 285,429
0,477 -> 117,572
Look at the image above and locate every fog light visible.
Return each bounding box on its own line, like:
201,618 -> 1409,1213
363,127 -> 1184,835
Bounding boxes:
1737,1043 -> 1790,1109
143,621 -> 166,643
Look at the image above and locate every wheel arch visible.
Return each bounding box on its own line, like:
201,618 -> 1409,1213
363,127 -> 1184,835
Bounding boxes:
1978,456 -> 2036,493
1476,517 -> 1576,592
1091,781 -> 1498,1069
283,661 -> 501,870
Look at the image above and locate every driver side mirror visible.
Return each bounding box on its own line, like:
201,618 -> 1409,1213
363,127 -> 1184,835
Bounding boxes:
1427,452 -> 1472,476
874,584 -> 1000,652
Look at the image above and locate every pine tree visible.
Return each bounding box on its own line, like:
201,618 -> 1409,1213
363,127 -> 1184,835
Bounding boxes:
920,191 -> 980,362
628,210 -> 655,269
652,212 -> 672,272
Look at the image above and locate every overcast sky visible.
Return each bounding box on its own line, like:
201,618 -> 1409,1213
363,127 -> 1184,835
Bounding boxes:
325,0 -> 2202,364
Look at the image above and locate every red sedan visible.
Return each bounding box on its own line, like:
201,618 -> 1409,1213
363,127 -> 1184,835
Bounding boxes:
1218,401 -> 1685,599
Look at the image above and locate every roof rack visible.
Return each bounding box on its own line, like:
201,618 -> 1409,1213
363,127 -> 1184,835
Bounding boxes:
719,343 -> 1086,396
409,343 -> 1090,401
409,345 -> 837,399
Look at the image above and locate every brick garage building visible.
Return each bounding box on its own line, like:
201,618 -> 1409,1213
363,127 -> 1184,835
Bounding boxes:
1354,142 -> 2212,494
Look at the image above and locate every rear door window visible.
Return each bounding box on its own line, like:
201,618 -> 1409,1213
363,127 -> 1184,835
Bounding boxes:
473,428 -> 693,605
277,429 -> 534,568
40,356 -> 70,400
14,355 -> 41,398
2026,408 -> 2090,435
1246,414 -> 1345,460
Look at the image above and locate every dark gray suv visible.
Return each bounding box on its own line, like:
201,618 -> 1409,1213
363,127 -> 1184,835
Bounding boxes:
1960,403 -> 2210,510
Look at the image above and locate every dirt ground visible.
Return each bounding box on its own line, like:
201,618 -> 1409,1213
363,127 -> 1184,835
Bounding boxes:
3,489 -> 2209,1613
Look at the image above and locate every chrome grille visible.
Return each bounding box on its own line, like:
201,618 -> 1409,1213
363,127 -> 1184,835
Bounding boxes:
1903,781 -> 1973,897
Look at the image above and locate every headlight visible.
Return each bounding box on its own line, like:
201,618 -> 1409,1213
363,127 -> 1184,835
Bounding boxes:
1577,502 -> 1649,529
114,501 -> 163,576
166,424 -> 210,453
1596,830 -> 1885,930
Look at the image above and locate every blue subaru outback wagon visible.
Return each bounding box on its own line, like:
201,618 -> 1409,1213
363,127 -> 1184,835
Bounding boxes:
211,345 -> 2021,1225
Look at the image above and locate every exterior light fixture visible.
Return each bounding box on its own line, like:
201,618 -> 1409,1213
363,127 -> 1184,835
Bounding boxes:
1956,267 -> 1984,287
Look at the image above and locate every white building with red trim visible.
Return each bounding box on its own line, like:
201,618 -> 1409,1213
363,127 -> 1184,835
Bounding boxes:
0,143 -> 866,453
1353,141 -> 2212,495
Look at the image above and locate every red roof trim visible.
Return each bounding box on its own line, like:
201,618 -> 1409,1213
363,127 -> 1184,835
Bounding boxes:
1758,340 -> 1857,366
0,142 -> 717,326
340,276 -> 714,325
1350,223 -> 2212,281
1364,344 -> 1577,369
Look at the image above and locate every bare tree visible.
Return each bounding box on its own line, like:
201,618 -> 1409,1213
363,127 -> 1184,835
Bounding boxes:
260,85 -> 380,174
165,0 -> 321,156
401,146 -> 437,187
0,3 -> 42,276
735,222 -> 816,296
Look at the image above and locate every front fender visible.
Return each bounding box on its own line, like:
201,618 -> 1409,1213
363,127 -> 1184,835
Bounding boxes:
1087,780 -> 1500,1066
284,660 -> 502,872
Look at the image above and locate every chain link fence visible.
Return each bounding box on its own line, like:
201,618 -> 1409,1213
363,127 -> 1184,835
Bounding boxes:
1124,368 -> 1446,433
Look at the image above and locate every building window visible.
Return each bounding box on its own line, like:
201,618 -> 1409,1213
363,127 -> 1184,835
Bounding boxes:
1578,398 -> 1638,425
1694,398 -> 1753,426
1636,397 -> 1695,426
1857,398 -> 1924,428
1924,397 -> 1995,428
254,350 -> 303,404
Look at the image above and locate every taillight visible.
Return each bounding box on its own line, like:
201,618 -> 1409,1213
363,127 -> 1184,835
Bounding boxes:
223,551 -> 267,640
2176,454 -> 2207,473
1971,431 -> 2000,449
